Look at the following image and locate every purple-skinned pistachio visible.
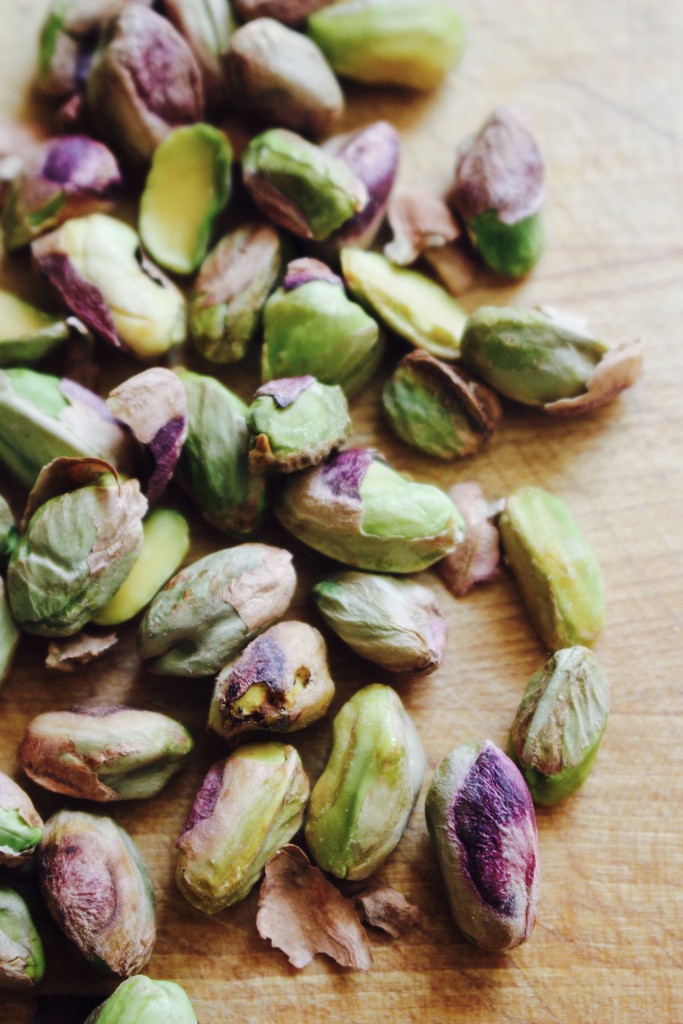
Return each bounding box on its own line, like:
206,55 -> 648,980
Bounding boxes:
160,0 -> 235,106
234,0 -> 333,26
1,136 -> 121,252
439,482 -> 501,596
425,740 -> 540,951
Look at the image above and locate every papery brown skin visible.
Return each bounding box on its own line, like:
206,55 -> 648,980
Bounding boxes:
45,631 -> 118,672
543,339 -> 644,416
256,845 -> 372,970
422,243 -> 477,297
234,0 -> 333,26
385,187 -> 460,266
353,884 -> 420,938
439,482 -> 501,596
19,455 -> 118,531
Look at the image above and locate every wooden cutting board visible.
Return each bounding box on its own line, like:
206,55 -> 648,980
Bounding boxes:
1,2 -> 682,1022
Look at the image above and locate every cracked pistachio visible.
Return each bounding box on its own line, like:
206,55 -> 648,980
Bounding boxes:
33,214 -> 187,359
1,135 -> 121,252
190,223 -> 282,364
160,0 -> 235,105
0,291 -> 72,367
276,447 -> 463,573
510,647 -> 609,805
383,350 -> 502,459
499,486 -> 604,650
225,19 -> 343,138
85,975 -> 198,1024
452,107 -> 544,278
0,368 -> 135,489
40,810 -> 156,976
175,368 -> 267,536
139,124 -> 232,275
425,740 -> 540,951
7,457 -> 147,637
341,249 -> 467,360
209,621 -> 335,742
0,773 -> 43,867
0,495 -> 17,558
0,580 -> 19,687
139,543 -> 296,677
0,888 -> 45,990
176,742 -> 309,913
247,375 -> 350,474
234,0 -> 333,25
86,6 -> 204,166
308,0 -> 464,90
242,128 -> 367,241
311,571 -> 446,675
19,705 -> 193,801
262,258 -> 383,396
305,684 -> 425,880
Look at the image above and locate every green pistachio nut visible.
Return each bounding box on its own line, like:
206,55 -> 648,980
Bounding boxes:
308,0 -> 464,89
242,128 -> 367,241
175,368 -> 267,536
248,375 -> 350,474
510,646 -> 609,805
176,742 -> 309,913
0,290 -> 71,365
499,486 -> 604,650
0,580 -> 19,686
312,571 -> 446,674
341,249 -> 467,360
0,773 -> 43,867
209,621 -> 335,742
7,458 -> 147,637
139,124 -> 232,275
39,810 -> 156,976
305,683 -> 425,880
190,223 -> 282,364
0,495 -> 17,558
85,974 -> 198,1024
383,350 -> 502,459
94,509 -> 190,626
0,887 -> 45,989
161,0 -> 235,105
19,705 -> 193,801
139,543 -> 296,676
262,258 -> 383,396
276,447 -> 463,573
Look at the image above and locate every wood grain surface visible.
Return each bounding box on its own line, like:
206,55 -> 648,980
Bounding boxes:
1,1 -> 682,1022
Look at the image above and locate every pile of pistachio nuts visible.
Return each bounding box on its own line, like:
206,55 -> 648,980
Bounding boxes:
0,0 -> 642,1017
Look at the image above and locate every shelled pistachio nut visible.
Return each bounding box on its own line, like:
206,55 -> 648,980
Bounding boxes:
305,683 -> 425,880
425,740 -> 540,950
383,350 -> 502,459
85,974 -> 198,1023
248,375 -> 350,474
499,486 -> 604,650
510,647 -> 609,805
242,128 -> 367,240
308,0 -> 464,90
209,621 -> 335,741
234,0 -> 332,25
0,887 -> 45,989
174,368 -> 267,536
190,223 -> 282,364
276,447 -> 463,573
160,0 -> 235,105
0,291 -> 72,367
19,705 -> 193,801
139,543 -> 296,676
0,495 -> 17,558
0,773 -> 43,867
341,249 -> 467,360
0,581 -> 20,686
39,810 -> 156,976
452,107 -> 544,278
312,571 -> 446,675
262,258 -> 383,396
176,742 -> 309,913
33,214 -> 187,359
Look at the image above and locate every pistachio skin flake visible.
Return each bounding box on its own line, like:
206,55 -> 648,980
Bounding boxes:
176,742 -> 309,913
510,647 -> 609,805
305,684 -> 425,880
0,773 -> 43,867
19,705 -> 193,802
39,810 -> 156,977
499,486 -> 604,651
209,621 -> 335,742
425,740 -> 539,951
0,580 -> 20,687
0,887 -> 45,990
276,447 -> 463,573
85,975 -> 198,1024
138,543 -> 296,677
248,375 -> 351,474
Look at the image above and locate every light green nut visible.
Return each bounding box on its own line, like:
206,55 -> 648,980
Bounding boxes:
305,683 -> 425,880
0,291 -> 70,366
0,495 -> 17,558
0,773 -> 43,867
176,742 -> 310,913
0,581 -> 19,687
0,887 -> 45,989
468,209 -> 543,279
510,646 -> 609,805
85,975 -> 198,1024
308,0 -> 465,90
499,486 -> 604,650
